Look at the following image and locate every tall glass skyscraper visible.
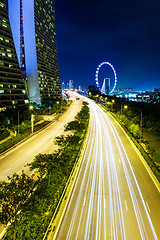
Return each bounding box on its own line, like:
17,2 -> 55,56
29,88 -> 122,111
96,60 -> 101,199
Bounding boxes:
7,0 -> 62,104
0,0 -> 28,108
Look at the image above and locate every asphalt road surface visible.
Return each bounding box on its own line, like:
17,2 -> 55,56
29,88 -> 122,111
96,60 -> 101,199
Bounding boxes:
0,100 -> 82,182
0,100 -> 82,237
56,99 -> 160,240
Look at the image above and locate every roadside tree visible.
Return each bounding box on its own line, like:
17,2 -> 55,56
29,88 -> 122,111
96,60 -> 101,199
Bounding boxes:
0,172 -> 35,240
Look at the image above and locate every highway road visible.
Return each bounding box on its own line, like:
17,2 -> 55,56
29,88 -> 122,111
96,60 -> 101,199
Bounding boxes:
0,100 -> 82,182
55,99 -> 160,240
0,100 -> 82,238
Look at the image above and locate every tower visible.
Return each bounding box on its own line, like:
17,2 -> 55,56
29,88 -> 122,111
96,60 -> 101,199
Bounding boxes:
105,78 -> 110,94
61,81 -> 65,91
0,0 -> 28,109
69,80 -> 73,90
7,0 -> 62,104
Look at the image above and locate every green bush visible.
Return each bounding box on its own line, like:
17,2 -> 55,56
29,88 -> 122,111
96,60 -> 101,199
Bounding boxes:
0,127 -> 10,141
129,123 -> 140,138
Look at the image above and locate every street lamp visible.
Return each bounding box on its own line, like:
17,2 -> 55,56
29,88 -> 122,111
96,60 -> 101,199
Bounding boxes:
112,99 -> 115,111
104,97 -> 108,107
95,94 -> 99,103
121,104 -> 128,115
29,105 -> 33,111
17,109 -> 20,136
29,105 -> 34,133
57,100 -> 62,114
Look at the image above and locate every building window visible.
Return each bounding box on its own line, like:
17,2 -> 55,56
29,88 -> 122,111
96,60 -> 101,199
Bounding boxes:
2,23 -> 7,28
0,2 -> 5,7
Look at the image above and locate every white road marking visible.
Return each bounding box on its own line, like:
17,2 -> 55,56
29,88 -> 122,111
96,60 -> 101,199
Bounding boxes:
125,200 -> 128,211
146,202 -> 150,213
83,196 -> 86,207
6,168 -> 11,173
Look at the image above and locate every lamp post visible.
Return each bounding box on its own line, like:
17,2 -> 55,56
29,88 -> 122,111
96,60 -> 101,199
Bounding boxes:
17,109 -> 20,136
104,97 -> 107,107
56,101 -> 59,112
60,100 -> 62,114
29,105 -> 34,133
121,104 -> 128,115
112,99 -> 115,111
95,94 -> 99,103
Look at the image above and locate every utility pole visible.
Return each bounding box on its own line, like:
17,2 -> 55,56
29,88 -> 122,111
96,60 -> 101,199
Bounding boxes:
140,110 -> 143,140
18,109 -> 20,136
31,114 -> 34,133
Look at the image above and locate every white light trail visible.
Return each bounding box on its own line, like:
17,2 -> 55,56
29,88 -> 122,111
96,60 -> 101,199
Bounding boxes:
57,100 -> 159,240
101,106 -> 158,240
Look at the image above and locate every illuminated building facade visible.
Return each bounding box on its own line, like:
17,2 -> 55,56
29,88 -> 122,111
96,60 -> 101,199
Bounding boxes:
0,0 -> 28,108
7,0 -> 61,104
69,80 -> 73,90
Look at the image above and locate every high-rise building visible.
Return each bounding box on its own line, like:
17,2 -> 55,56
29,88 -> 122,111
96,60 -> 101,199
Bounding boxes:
61,81 -> 65,90
69,80 -> 73,90
7,0 -> 61,104
0,0 -> 28,109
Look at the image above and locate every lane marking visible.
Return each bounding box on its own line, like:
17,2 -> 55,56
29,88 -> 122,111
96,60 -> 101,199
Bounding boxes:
4,167 -> 11,173
146,202 -> 150,213
83,196 -> 86,207
125,200 -> 128,211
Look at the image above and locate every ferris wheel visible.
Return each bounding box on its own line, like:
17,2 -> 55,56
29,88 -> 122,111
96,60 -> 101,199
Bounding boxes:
95,62 -> 117,94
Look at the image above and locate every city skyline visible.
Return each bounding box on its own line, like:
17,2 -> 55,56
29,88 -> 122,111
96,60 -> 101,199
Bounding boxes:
55,0 -> 160,92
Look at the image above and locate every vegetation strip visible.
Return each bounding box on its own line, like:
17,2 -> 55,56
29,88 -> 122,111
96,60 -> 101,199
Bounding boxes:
0,102 -> 90,240
100,103 -> 160,183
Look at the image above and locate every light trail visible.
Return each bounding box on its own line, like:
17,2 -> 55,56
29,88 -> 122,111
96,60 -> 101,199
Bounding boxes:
56,99 -> 160,240
95,103 -> 126,239
100,105 -> 158,240
65,112 -> 97,240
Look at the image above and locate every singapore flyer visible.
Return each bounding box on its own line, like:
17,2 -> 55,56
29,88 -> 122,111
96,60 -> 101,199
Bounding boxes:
95,61 -> 117,94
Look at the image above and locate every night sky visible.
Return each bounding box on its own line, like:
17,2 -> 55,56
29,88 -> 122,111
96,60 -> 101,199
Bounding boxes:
55,0 -> 160,92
